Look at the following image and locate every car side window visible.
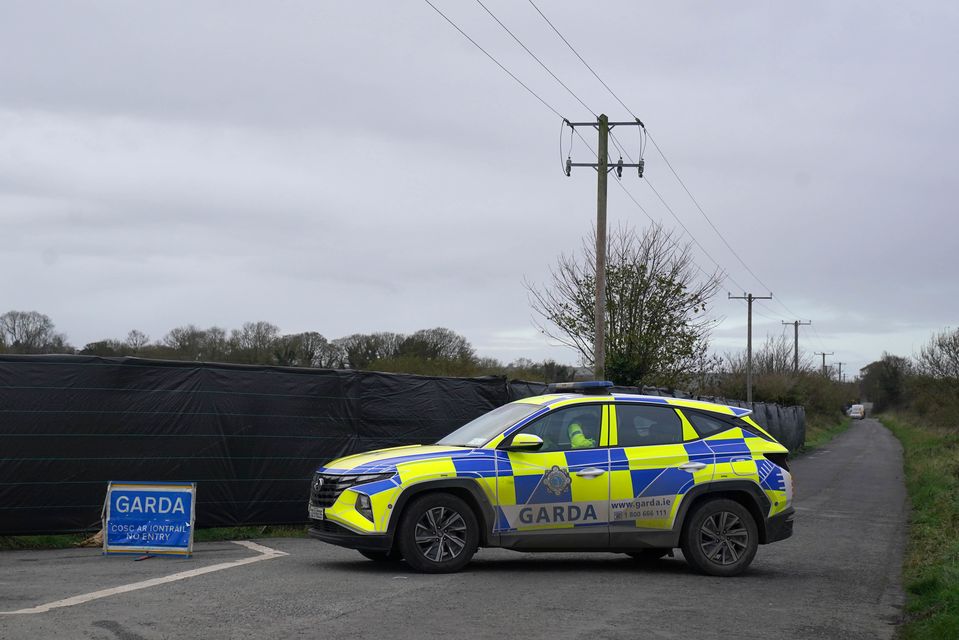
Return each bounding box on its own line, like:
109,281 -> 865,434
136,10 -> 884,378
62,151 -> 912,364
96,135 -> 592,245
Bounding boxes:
516,405 -> 604,452
684,411 -> 735,438
615,404 -> 684,447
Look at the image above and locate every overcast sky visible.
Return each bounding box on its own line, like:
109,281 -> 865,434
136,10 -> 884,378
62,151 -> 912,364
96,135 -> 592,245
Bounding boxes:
2,1 -> 956,376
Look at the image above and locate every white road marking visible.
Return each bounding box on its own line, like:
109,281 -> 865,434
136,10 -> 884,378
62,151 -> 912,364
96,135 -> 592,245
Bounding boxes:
0,540 -> 288,615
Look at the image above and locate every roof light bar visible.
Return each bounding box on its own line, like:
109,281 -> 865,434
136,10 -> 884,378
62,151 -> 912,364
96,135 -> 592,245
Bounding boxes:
546,380 -> 615,395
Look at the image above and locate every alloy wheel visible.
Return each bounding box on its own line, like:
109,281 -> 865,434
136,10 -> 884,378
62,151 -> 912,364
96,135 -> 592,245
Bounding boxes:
698,511 -> 749,565
414,506 -> 467,562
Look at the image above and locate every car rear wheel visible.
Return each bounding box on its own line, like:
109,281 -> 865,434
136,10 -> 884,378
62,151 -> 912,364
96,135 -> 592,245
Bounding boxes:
680,498 -> 758,577
397,493 -> 478,573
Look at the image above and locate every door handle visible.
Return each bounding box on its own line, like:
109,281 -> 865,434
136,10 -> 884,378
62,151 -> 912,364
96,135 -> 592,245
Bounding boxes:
575,467 -> 605,478
678,461 -> 707,472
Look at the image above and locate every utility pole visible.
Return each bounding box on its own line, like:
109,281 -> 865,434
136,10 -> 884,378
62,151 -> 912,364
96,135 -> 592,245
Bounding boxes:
781,320 -> 812,373
729,292 -> 773,403
815,351 -> 834,376
564,115 -> 645,379
836,362 -> 846,382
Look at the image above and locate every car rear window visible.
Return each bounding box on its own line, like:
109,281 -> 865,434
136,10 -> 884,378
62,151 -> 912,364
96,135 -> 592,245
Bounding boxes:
683,410 -> 736,438
737,418 -> 776,441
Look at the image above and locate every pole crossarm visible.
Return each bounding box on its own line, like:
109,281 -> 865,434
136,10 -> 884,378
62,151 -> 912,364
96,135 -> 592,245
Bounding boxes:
569,163 -> 645,168
815,351 -> 834,377
782,320 -> 812,374
565,121 -> 645,128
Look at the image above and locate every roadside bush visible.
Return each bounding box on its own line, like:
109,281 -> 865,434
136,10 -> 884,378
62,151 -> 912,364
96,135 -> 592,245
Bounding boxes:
907,375 -> 959,428
703,370 -> 849,425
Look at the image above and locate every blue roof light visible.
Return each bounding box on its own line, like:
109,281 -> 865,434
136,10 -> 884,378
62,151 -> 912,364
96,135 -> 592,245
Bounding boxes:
546,380 -> 615,395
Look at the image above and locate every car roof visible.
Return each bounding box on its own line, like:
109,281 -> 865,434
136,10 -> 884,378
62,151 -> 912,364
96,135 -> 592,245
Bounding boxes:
513,393 -> 752,418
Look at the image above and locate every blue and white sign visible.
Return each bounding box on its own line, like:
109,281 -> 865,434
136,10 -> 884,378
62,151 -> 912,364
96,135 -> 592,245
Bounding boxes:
103,482 -> 196,556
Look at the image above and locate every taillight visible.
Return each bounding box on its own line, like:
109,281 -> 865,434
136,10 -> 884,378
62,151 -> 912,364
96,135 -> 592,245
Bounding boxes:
764,452 -> 790,472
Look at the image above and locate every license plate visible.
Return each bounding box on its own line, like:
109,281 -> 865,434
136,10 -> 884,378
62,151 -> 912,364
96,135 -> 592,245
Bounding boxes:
309,505 -> 325,520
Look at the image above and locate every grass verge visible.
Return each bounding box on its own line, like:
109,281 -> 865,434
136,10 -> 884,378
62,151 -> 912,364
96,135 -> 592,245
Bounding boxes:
797,415 -> 851,455
881,414 -> 959,639
0,524 -> 308,552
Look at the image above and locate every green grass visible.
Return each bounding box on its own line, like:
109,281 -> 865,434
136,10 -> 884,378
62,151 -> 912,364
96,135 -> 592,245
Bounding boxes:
0,533 -> 89,551
0,524 -> 308,552
797,416 -> 851,455
881,415 -> 959,639
193,525 -> 307,543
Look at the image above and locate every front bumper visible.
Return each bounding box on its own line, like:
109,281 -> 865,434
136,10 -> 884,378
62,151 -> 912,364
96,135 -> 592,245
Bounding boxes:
308,518 -> 393,552
764,507 -> 795,543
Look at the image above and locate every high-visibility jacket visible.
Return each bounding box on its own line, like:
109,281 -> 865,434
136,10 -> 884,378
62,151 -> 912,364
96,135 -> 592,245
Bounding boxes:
567,421 -> 595,449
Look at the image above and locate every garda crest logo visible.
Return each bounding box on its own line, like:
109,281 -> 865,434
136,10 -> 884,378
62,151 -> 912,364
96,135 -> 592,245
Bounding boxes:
543,465 -> 571,496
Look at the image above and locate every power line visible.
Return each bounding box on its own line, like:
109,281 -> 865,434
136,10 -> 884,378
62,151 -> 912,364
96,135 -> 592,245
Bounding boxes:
422,1 -> 706,287
570,127 -> 739,290
526,0 -> 635,118
430,0 -> 747,301
423,1 -> 789,344
475,1 -> 640,166
644,131 -> 778,296
526,0 -> 817,327
474,0 -> 594,118
422,0 -> 566,119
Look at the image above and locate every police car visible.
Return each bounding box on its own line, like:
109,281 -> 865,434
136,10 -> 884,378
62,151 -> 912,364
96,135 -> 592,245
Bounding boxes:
308,382 -> 794,576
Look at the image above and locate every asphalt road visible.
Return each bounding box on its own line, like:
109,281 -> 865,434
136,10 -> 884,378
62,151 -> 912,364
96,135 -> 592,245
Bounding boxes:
0,419 -> 907,640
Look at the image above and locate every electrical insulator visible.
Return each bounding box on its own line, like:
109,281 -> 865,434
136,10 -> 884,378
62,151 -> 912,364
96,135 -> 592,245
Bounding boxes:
565,156 -> 571,177
637,159 -> 645,178
616,157 -> 623,178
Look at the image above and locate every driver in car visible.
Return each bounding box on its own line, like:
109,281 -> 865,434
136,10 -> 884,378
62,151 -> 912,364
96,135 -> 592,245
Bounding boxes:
567,411 -> 598,449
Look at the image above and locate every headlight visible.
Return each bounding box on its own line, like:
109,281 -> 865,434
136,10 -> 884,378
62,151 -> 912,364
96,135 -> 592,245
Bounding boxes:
355,493 -> 375,522
352,473 -> 395,485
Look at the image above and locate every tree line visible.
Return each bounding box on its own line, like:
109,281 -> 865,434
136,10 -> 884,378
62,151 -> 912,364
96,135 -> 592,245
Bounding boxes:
859,327 -> 959,427
0,310 -> 577,382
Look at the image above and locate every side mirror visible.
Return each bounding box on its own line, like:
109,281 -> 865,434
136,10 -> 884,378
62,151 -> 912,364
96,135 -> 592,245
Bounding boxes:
501,433 -> 544,452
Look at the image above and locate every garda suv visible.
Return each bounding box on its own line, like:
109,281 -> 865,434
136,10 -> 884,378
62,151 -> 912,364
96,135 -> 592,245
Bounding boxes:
308,382 -> 794,576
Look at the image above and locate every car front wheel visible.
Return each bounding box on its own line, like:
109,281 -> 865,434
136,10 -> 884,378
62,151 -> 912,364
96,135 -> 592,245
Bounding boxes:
396,493 -> 479,573
680,498 -> 758,577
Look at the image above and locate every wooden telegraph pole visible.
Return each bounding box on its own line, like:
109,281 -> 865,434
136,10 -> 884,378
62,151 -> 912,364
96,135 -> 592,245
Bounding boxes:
564,115 -> 644,379
729,292 -> 773,402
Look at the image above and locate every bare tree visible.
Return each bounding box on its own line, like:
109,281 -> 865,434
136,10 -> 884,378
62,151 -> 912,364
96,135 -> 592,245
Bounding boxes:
201,326 -> 229,362
230,321 -> 280,364
272,331 -> 344,368
0,310 -> 70,353
164,325 -> 206,360
125,330 -> 150,354
399,328 -> 475,361
334,332 -> 404,369
725,333 -> 813,376
527,224 -> 722,387
916,327 -> 959,379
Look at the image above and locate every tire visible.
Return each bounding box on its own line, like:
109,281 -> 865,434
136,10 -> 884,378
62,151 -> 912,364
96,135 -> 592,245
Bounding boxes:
680,498 -> 758,577
396,493 -> 479,574
358,549 -> 402,563
626,549 -> 670,563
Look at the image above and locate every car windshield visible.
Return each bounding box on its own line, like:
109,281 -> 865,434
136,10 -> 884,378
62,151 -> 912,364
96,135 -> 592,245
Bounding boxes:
437,403 -> 541,448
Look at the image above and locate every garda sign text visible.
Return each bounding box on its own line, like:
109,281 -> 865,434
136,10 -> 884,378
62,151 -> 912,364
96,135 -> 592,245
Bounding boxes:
104,482 -> 196,556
